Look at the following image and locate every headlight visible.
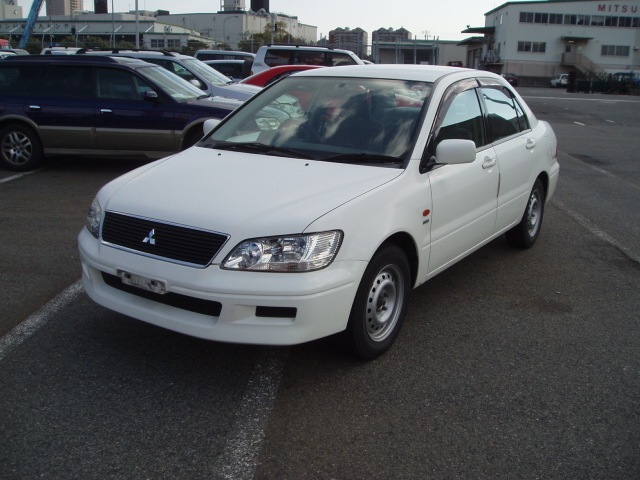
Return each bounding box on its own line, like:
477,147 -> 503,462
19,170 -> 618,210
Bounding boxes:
222,231 -> 343,272
85,196 -> 102,239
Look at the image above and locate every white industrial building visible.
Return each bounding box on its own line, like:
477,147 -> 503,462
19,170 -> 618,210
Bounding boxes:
462,0 -> 640,79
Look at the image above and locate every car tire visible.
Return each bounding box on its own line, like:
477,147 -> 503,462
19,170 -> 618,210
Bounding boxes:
344,244 -> 410,360
0,124 -> 44,171
506,178 -> 545,249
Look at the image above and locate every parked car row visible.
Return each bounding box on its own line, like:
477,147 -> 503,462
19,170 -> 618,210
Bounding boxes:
0,55 -> 240,170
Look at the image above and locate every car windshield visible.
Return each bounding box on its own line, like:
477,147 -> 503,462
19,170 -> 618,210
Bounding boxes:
182,58 -> 234,86
137,65 -> 208,102
202,76 -> 432,165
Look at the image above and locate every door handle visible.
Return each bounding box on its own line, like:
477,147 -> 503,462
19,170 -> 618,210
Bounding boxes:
100,109 -> 113,114
482,156 -> 497,169
526,138 -> 536,149
29,105 -> 41,110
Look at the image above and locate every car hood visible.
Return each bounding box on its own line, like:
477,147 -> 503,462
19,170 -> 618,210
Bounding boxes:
219,82 -> 262,96
102,147 -> 403,243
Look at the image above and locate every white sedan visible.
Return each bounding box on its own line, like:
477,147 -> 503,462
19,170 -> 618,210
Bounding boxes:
79,65 -> 559,360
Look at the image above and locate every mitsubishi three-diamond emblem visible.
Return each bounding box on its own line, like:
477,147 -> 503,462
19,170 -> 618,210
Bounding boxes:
143,229 -> 156,245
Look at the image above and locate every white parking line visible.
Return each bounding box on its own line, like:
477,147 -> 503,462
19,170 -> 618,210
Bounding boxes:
0,170 -> 37,184
0,277 -> 287,479
552,199 -> 640,266
218,347 -> 289,480
0,279 -> 83,361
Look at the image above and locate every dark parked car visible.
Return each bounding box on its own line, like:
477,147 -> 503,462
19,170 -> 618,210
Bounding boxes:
502,73 -> 519,86
0,55 -> 239,171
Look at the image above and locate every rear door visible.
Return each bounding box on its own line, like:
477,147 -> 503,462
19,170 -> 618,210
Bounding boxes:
24,64 -> 95,150
94,67 -> 178,153
478,82 -> 536,232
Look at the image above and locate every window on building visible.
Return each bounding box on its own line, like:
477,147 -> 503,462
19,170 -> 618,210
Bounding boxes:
577,15 -> 590,25
549,13 -> 563,24
605,16 -> 619,27
167,39 -> 180,48
601,45 -> 630,57
633,17 -> 640,27
591,16 -> 605,26
564,14 -> 577,25
151,39 -> 165,48
534,13 -> 548,23
519,12 -> 534,23
518,41 -> 546,53
619,17 -> 633,27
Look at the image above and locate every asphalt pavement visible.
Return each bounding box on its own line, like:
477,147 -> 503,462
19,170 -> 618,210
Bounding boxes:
1,88 -> 639,479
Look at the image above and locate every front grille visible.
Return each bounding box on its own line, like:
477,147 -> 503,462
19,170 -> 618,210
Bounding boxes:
101,211 -> 229,267
102,272 -> 222,317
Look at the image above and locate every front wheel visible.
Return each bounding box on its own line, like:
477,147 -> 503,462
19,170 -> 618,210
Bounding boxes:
506,178 -> 545,248
0,124 -> 44,171
344,245 -> 411,360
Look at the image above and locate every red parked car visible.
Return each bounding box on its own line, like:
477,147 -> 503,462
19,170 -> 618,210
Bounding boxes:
241,65 -> 324,87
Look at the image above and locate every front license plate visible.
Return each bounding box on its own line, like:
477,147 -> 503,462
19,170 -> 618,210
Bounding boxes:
117,270 -> 167,295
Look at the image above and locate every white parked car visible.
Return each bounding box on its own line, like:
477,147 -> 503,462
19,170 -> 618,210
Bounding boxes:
79,65 -> 559,359
550,74 -> 569,87
250,44 -> 364,74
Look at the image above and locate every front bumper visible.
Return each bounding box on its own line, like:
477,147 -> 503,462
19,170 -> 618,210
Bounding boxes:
78,228 -> 366,345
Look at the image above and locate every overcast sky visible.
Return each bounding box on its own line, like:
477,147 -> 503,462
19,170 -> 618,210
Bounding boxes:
20,0 -> 502,41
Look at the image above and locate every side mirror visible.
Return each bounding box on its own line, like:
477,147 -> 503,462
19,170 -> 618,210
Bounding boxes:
190,79 -> 204,89
203,118 -> 221,136
143,90 -> 159,102
434,139 -> 477,165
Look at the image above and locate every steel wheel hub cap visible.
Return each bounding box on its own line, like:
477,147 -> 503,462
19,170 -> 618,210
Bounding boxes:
366,266 -> 402,342
527,192 -> 541,237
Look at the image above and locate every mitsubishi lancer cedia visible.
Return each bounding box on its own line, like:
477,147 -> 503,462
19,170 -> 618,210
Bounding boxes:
78,65 -> 559,360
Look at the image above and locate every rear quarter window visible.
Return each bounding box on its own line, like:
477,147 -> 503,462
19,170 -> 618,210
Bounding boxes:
0,64 -> 48,96
330,53 -> 358,66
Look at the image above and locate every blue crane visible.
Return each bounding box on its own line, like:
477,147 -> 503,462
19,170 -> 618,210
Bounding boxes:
19,0 -> 45,49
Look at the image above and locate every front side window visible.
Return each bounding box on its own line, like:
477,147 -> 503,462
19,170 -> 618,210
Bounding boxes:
182,58 -> 233,85
96,68 -> 148,101
202,76 -> 432,164
432,88 -> 485,149
136,65 -> 206,102
480,87 -> 528,142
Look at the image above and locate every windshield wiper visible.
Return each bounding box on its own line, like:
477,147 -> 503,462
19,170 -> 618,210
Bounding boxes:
321,153 -> 403,164
210,142 -> 313,159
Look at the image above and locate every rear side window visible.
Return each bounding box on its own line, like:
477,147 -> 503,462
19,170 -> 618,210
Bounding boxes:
0,64 -> 48,96
43,66 -> 93,99
265,49 -> 328,67
480,87 -> 530,142
329,52 -> 358,66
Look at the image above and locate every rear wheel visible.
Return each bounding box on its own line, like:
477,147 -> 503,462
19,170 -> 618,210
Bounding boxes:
506,179 -> 545,248
0,124 -> 44,171
344,245 -> 410,360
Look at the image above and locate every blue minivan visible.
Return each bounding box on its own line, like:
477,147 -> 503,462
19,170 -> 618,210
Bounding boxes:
0,55 -> 240,171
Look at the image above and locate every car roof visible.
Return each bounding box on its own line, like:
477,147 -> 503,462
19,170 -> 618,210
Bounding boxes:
291,64 -> 495,83
78,49 -> 194,60
259,45 -> 356,54
2,54 -> 158,69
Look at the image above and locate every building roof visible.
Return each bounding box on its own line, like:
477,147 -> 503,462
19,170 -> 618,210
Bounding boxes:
485,0 -> 613,16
